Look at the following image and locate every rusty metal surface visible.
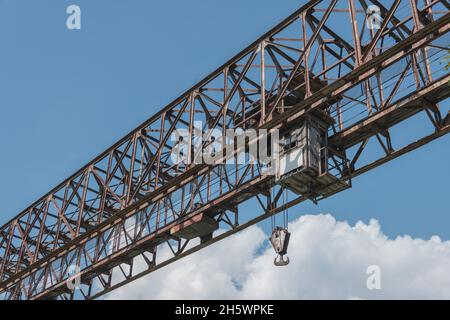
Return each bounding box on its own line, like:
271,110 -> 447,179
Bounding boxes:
0,0 -> 449,300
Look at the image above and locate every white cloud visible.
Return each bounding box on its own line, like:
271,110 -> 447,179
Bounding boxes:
106,214 -> 450,300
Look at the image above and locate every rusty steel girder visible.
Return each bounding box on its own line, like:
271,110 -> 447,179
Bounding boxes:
0,0 -> 449,300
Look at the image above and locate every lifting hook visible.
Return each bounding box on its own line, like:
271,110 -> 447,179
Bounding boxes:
269,227 -> 291,267
274,255 -> 290,267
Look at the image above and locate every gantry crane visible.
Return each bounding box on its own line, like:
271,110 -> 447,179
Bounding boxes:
0,0 -> 449,300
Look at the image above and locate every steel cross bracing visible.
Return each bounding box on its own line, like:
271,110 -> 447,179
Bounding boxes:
0,0 -> 449,300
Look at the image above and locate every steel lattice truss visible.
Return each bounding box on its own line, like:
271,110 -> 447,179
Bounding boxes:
0,0 -> 449,300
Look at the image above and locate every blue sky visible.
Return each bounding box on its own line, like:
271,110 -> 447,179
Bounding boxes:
0,0 -> 449,240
